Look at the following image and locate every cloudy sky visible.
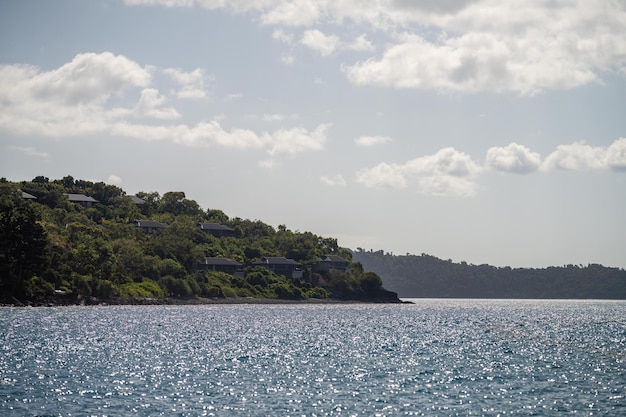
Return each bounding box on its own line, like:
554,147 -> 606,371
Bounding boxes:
2,0 -> 625,268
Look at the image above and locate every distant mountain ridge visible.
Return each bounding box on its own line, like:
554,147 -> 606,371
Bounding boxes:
352,250 -> 626,299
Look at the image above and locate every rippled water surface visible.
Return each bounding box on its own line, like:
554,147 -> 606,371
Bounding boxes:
1,300 -> 625,416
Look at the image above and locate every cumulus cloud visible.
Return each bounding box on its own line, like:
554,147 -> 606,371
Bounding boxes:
301,30 -> 374,56
301,29 -> 340,56
108,120 -> 329,157
320,174 -> 347,187
356,162 -> 408,189
127,0 -> 626,95
357,147 -> 481,196
607,138 -> 626,171
542,138 -> 626,172
0,52 -> 166,137
354,135 -> 392,147
0,52 -> 330,161
266,124 -> 329,156
133,88 -> 181,119
163,67 -> 210,99
0,52 -> 151,107
355,138 -> 626,196
486,143 -> 542,174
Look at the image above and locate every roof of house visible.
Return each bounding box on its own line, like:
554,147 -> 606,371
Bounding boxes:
129,195 -> 145,204
197,222 -> 234,232
319,255 -> 349,263
255,256 -> 301,266
21,191 -> 37,199
202,257 -> 242,266
67,193 -> 99,203
133,220 -> 168,228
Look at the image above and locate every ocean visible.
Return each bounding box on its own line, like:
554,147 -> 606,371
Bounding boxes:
1,300 -> 624,416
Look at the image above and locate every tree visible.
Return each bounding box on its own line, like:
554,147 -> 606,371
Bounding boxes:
158,192 -> 203,217
0,186 -> 49,297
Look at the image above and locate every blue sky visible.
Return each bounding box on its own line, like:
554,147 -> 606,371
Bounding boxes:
1,0 -> 625,268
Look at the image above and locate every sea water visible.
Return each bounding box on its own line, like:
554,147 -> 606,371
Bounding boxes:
1,300 -> 624,416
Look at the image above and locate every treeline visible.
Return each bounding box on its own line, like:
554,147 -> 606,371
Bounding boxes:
352,250 -> 626,299
0,176 -> 399,304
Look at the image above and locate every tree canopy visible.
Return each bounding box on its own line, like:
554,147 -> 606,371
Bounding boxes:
352,249 -> 626,299
0,177 -> 398,305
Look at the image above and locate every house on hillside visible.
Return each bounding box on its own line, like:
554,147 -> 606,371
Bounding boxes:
21,191 -> 37,200
129,195 -> 145,205
67,193 -> 99,207
132,220 -> 168,233
313,254 -> 350,273
197,222 -> 236,237
199,257 -> 244,277
253,256 -> 303,279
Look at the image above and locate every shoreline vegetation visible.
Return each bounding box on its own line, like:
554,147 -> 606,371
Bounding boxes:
3,295 -> 410,308
1,176 -> 402,305
353,251 -> 626,299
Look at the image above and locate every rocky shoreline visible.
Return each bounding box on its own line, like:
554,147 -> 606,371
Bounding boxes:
2,294 -> 409,307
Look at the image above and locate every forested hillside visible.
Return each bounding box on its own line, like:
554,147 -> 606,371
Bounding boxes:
353,250 -> 626,299
0,176 -> 399,305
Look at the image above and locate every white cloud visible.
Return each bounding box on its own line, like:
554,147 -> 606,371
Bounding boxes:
0,53 -> 330,162
258,0 -> 322,26
107,174 -> 122,185
127,0 -> 626,95
301,30 -> 374,56
417,175 -> 479,197
266,124 -> 329,156
542,138 -> 626,172
0,52 -> 151,107
7,145 -> 49,158
354,135 -> 392,147
134,88 -> 181,119
356,162 -> 408,189
486,143 -> 542,174
345,34 -> 375,52
607,138 -> 626,171
357,147 -> 481,196
272,28 -> 294,44
404,147 -> 482,178
163,67 -> 210,99
356,139 -> 625,196
301,29 -> 340,56
320,174 -> 347,187
0,52 -> 156,137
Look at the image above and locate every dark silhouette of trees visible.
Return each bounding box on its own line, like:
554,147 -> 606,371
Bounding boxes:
352,251 -> 626,299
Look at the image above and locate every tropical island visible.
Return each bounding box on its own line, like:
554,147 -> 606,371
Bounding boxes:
0,176 -> 401,306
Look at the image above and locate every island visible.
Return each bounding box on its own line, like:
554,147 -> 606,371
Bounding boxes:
0,176 -> 402,306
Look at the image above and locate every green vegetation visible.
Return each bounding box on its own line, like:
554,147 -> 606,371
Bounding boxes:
353,250 -> 626,299
0,176 -> 399,304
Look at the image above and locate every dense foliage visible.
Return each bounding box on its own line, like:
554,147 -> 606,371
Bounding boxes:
353,250 -> 626,299
1,176 -> 398,304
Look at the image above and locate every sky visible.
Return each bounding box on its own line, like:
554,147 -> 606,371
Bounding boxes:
1,0 -> 625,269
